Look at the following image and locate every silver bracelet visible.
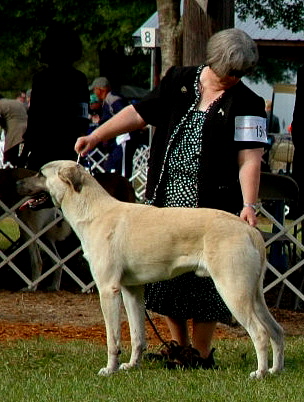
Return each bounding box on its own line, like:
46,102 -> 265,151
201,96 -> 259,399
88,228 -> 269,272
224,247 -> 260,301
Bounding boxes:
243,202 -> 259,211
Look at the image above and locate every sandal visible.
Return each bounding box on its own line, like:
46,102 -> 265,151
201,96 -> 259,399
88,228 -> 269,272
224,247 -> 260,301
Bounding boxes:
144,340 -> 182,362
145,341 -> 218,370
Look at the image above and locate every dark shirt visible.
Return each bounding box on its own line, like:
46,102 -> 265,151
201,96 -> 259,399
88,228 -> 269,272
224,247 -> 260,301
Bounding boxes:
23,65 -> 89,170
134,66 -> 266,212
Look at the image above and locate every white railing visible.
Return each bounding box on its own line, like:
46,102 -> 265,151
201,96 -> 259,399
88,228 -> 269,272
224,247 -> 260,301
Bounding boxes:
0,145 -> 150,292
1,146 -> 304,310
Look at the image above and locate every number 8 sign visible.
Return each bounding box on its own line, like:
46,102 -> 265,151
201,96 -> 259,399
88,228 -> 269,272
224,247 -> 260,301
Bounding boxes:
141,28 -> 160,48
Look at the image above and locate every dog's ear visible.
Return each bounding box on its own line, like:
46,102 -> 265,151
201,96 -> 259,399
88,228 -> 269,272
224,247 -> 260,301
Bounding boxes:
58,165 -> 83,192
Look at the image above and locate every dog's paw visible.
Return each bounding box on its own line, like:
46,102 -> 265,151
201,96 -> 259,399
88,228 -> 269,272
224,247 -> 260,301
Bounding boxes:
268,367 -> 283,375
98,367 -> 118,376
119,362 -> 137,371
249,370 -> 268,379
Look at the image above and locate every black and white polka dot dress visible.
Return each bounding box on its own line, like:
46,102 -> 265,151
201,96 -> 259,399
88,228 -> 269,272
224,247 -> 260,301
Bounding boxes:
162,109 -> 204,208
145,92 -> 231,322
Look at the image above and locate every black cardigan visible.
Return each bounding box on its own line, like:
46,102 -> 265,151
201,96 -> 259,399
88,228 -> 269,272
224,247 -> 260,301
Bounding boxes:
134,66 -> 266,213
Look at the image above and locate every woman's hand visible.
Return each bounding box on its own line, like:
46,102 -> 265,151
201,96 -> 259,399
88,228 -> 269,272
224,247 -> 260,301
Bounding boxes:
240,205 -> 257,226
74,104 -> 147,157
75,135 -> 97,157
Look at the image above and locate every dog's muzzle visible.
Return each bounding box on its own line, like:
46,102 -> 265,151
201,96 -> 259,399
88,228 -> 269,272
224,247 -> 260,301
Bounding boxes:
19,192 -> 54,211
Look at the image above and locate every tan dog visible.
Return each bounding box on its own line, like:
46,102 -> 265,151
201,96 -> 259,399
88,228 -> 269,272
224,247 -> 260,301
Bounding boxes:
16,160 -> 284,378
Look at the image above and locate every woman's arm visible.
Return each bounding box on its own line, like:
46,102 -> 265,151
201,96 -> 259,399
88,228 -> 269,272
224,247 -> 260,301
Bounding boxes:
74,104 -> 147,156
238,147 -> 264,226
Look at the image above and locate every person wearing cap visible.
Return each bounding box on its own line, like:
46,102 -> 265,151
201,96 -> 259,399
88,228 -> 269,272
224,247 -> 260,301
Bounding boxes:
89,77 -> 129,174
89,77 -> 128,123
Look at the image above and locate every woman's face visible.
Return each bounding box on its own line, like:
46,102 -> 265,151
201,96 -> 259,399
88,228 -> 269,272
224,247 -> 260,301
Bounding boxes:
218,75 -> 240,89
207,66 -> 241,90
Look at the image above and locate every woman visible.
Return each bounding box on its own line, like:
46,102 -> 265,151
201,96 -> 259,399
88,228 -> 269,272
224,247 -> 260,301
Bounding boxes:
75,28 -> 268,368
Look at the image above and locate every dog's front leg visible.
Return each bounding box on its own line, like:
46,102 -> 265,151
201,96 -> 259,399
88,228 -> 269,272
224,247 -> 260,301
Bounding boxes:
98,285 -> 122,376
120,285 -> 146,371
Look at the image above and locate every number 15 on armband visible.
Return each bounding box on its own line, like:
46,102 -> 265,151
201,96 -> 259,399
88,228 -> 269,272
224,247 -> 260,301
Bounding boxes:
234,116 -> 267,144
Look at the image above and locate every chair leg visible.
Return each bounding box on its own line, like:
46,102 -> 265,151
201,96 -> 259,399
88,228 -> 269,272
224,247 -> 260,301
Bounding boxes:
275,283 -> 285,308
294,268 -> 304,310
275,241 -> 290,308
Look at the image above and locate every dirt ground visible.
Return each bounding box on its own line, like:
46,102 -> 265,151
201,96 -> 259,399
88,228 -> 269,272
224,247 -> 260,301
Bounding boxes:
0,290 -> 303,345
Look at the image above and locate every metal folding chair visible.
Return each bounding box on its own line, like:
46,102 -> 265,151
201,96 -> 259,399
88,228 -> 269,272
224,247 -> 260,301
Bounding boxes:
258,172 -> 304,308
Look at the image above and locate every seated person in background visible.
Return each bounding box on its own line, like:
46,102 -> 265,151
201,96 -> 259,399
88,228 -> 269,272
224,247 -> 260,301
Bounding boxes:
0,95 -> 28,167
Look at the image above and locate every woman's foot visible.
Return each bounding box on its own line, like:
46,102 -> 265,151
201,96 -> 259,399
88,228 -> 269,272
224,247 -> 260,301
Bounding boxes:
144,341 -> 218,369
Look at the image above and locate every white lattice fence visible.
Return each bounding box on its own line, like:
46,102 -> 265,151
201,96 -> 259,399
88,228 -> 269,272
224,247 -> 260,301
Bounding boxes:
0,145 -> 150,292
129,145 -> 149,202
86,147 -> 109,174
257,204 -> 304,308
2,144 -> 304,306
0,198 -> 89,291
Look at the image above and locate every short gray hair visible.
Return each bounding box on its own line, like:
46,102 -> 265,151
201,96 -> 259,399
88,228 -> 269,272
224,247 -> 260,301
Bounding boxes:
206,28 -> 259,78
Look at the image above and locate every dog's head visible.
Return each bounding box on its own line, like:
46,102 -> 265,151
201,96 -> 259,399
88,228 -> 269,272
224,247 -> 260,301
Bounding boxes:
17,160 -> 86,208
0,168 -> 37,207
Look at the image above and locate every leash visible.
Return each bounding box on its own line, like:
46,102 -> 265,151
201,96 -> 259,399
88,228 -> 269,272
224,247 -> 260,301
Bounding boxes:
76,154 -> 93,175
145,309 -> 169,347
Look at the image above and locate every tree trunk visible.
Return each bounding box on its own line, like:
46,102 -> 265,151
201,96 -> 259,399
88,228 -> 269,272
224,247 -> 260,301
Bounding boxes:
156,0 -> 234,75
156,0 -> 183,76
183,0 -> 234,66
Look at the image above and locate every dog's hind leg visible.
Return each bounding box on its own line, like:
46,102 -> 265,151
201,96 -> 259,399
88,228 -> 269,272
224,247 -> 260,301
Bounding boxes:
18,227 -> 42,291
210,247 -> 283,378
43,238 -> 63,291
120,285 -> 146,371
253,283 -> 284,375
44,219 -> 72,291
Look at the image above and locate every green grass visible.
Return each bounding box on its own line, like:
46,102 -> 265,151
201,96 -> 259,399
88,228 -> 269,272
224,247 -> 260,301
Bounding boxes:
0,217 -> 20,250
0,336 -> 303,402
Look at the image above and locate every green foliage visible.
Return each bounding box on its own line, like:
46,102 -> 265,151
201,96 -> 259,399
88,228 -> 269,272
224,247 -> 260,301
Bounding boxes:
235,0 -> 304,32
250,59 -> 302,85
235,1 -> 304,84
0,336 -> 303,401
0,0 -> 155,92
0,218 -> 20,250
1,1 -> 304,92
